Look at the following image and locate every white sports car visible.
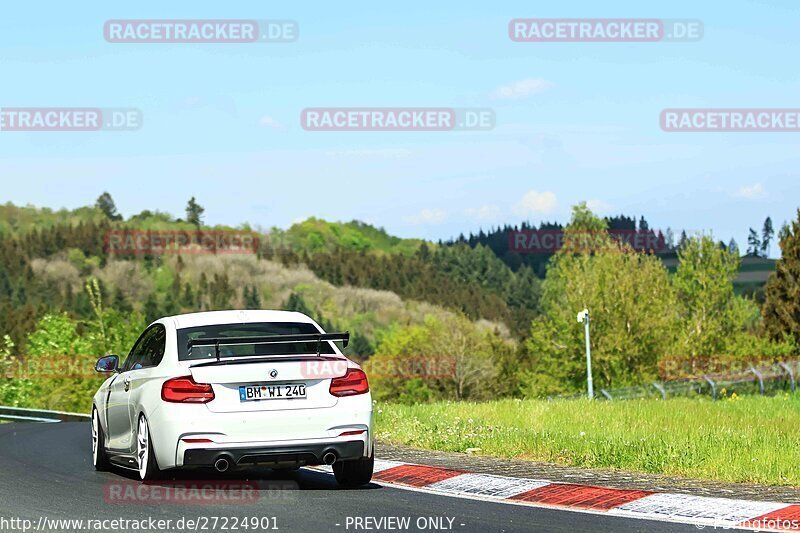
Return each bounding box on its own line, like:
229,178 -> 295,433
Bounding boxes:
91,310 -> 374,485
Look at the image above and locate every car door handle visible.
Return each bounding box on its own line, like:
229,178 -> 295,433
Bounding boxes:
123,377 -> 131,392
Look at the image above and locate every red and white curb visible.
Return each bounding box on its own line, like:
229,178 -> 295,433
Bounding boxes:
309,460 -> 800,531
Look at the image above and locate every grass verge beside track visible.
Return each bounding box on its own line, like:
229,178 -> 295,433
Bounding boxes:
374,395 -> 800,486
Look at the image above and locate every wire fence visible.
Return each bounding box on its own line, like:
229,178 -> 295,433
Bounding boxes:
553,359 -> 800,401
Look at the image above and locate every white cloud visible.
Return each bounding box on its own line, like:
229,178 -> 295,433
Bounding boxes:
258,115 -> 282,129
464,205 -> 501,222
733,183 -> 767,199
586,199 -> 613,214
512,190 -> 557,217
489,78 -> 553,100
404,208 -> 447,225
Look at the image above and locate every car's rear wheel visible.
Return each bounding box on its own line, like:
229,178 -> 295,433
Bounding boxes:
333,455 -> 374,487
91,408 -> 110,471
137,415 -> 161,481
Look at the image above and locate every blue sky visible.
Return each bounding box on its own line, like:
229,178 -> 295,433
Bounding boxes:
0,0 -> 798,254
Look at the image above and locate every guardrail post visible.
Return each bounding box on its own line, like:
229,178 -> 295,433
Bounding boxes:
778,362 -> 796,392
652,382 -> 666,400
600,389 -> 613,400
749,366 -> 765,395
702,376 -> 716,400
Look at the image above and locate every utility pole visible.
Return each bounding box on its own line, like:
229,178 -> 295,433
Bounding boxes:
577,308 -> 593,399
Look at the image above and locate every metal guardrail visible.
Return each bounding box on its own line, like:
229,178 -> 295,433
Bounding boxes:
0,405 -> 90,423
551,360 -> 800,401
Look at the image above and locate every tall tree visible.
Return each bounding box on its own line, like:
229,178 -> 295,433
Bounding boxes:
523,204 -> 678,395
95,192 -> 122,221
244,286 -> 262,310
143,294 -> 160,324
761,216 -> 774,257
762,209 -> 800,342
728,238 -> 740,256
664,227 -> 675,250
185,197 -> 205,227
672,235 -> 742,357
747,228 -> 761,257
678,230 -> 689,250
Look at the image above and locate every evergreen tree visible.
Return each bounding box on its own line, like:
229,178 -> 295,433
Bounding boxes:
762,209 -> 800,342
181,282 -> 195,309
162,291 -> 180,316
186,196 -> 205,227
728,238 -> 740,257
95,192 -> 122,221
664,227 -> 675,250
112,288 -> 133,314
747,228 -> 761,257
761,216 -> 774,257
678,230 -> 689,250
0,268 -> 13,299
283,291 -> 313,316
209,273 -> 234,310
244,285 -> 262,310
143,294 -> 160,324
345,333 -> 374,358
779,221 -> 792,242
13,285 -> 27,307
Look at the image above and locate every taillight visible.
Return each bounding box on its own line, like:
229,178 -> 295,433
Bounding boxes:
161,376 -> 215,403
329,368 -> 369,397
338,430 -> 366,437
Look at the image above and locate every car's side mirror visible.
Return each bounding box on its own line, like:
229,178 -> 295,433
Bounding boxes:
96,355 -> 119,373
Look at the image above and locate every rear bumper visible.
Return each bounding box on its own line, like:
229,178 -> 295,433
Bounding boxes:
146,394 -> 373,469
183,439 -> 365,467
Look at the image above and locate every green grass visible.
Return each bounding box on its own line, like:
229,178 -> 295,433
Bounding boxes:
375,395 -> 800,486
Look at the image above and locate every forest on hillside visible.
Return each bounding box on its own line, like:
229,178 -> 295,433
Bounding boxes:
0,195 -> 798,411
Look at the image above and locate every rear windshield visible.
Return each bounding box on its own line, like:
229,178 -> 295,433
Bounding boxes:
177,322 -> 336,361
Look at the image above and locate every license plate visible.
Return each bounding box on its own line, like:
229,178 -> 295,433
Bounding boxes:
239,383 -> 306,402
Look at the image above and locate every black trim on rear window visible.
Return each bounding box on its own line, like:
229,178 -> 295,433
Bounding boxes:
177,322 -> 336,361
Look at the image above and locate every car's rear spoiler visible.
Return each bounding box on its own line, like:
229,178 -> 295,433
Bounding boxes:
187,332 -> 350,361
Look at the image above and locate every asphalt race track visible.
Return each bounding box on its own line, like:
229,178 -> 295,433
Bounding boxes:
0,422 -> 751,533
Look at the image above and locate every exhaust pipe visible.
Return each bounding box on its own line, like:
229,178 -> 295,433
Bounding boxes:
214,457 -> 231,473
322,452 -> 337,465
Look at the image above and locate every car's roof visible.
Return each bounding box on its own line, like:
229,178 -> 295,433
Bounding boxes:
163,310 -> 317,330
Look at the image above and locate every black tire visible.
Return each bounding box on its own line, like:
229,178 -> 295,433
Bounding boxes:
92,408 -> 110,471
333,456 -> 374,487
